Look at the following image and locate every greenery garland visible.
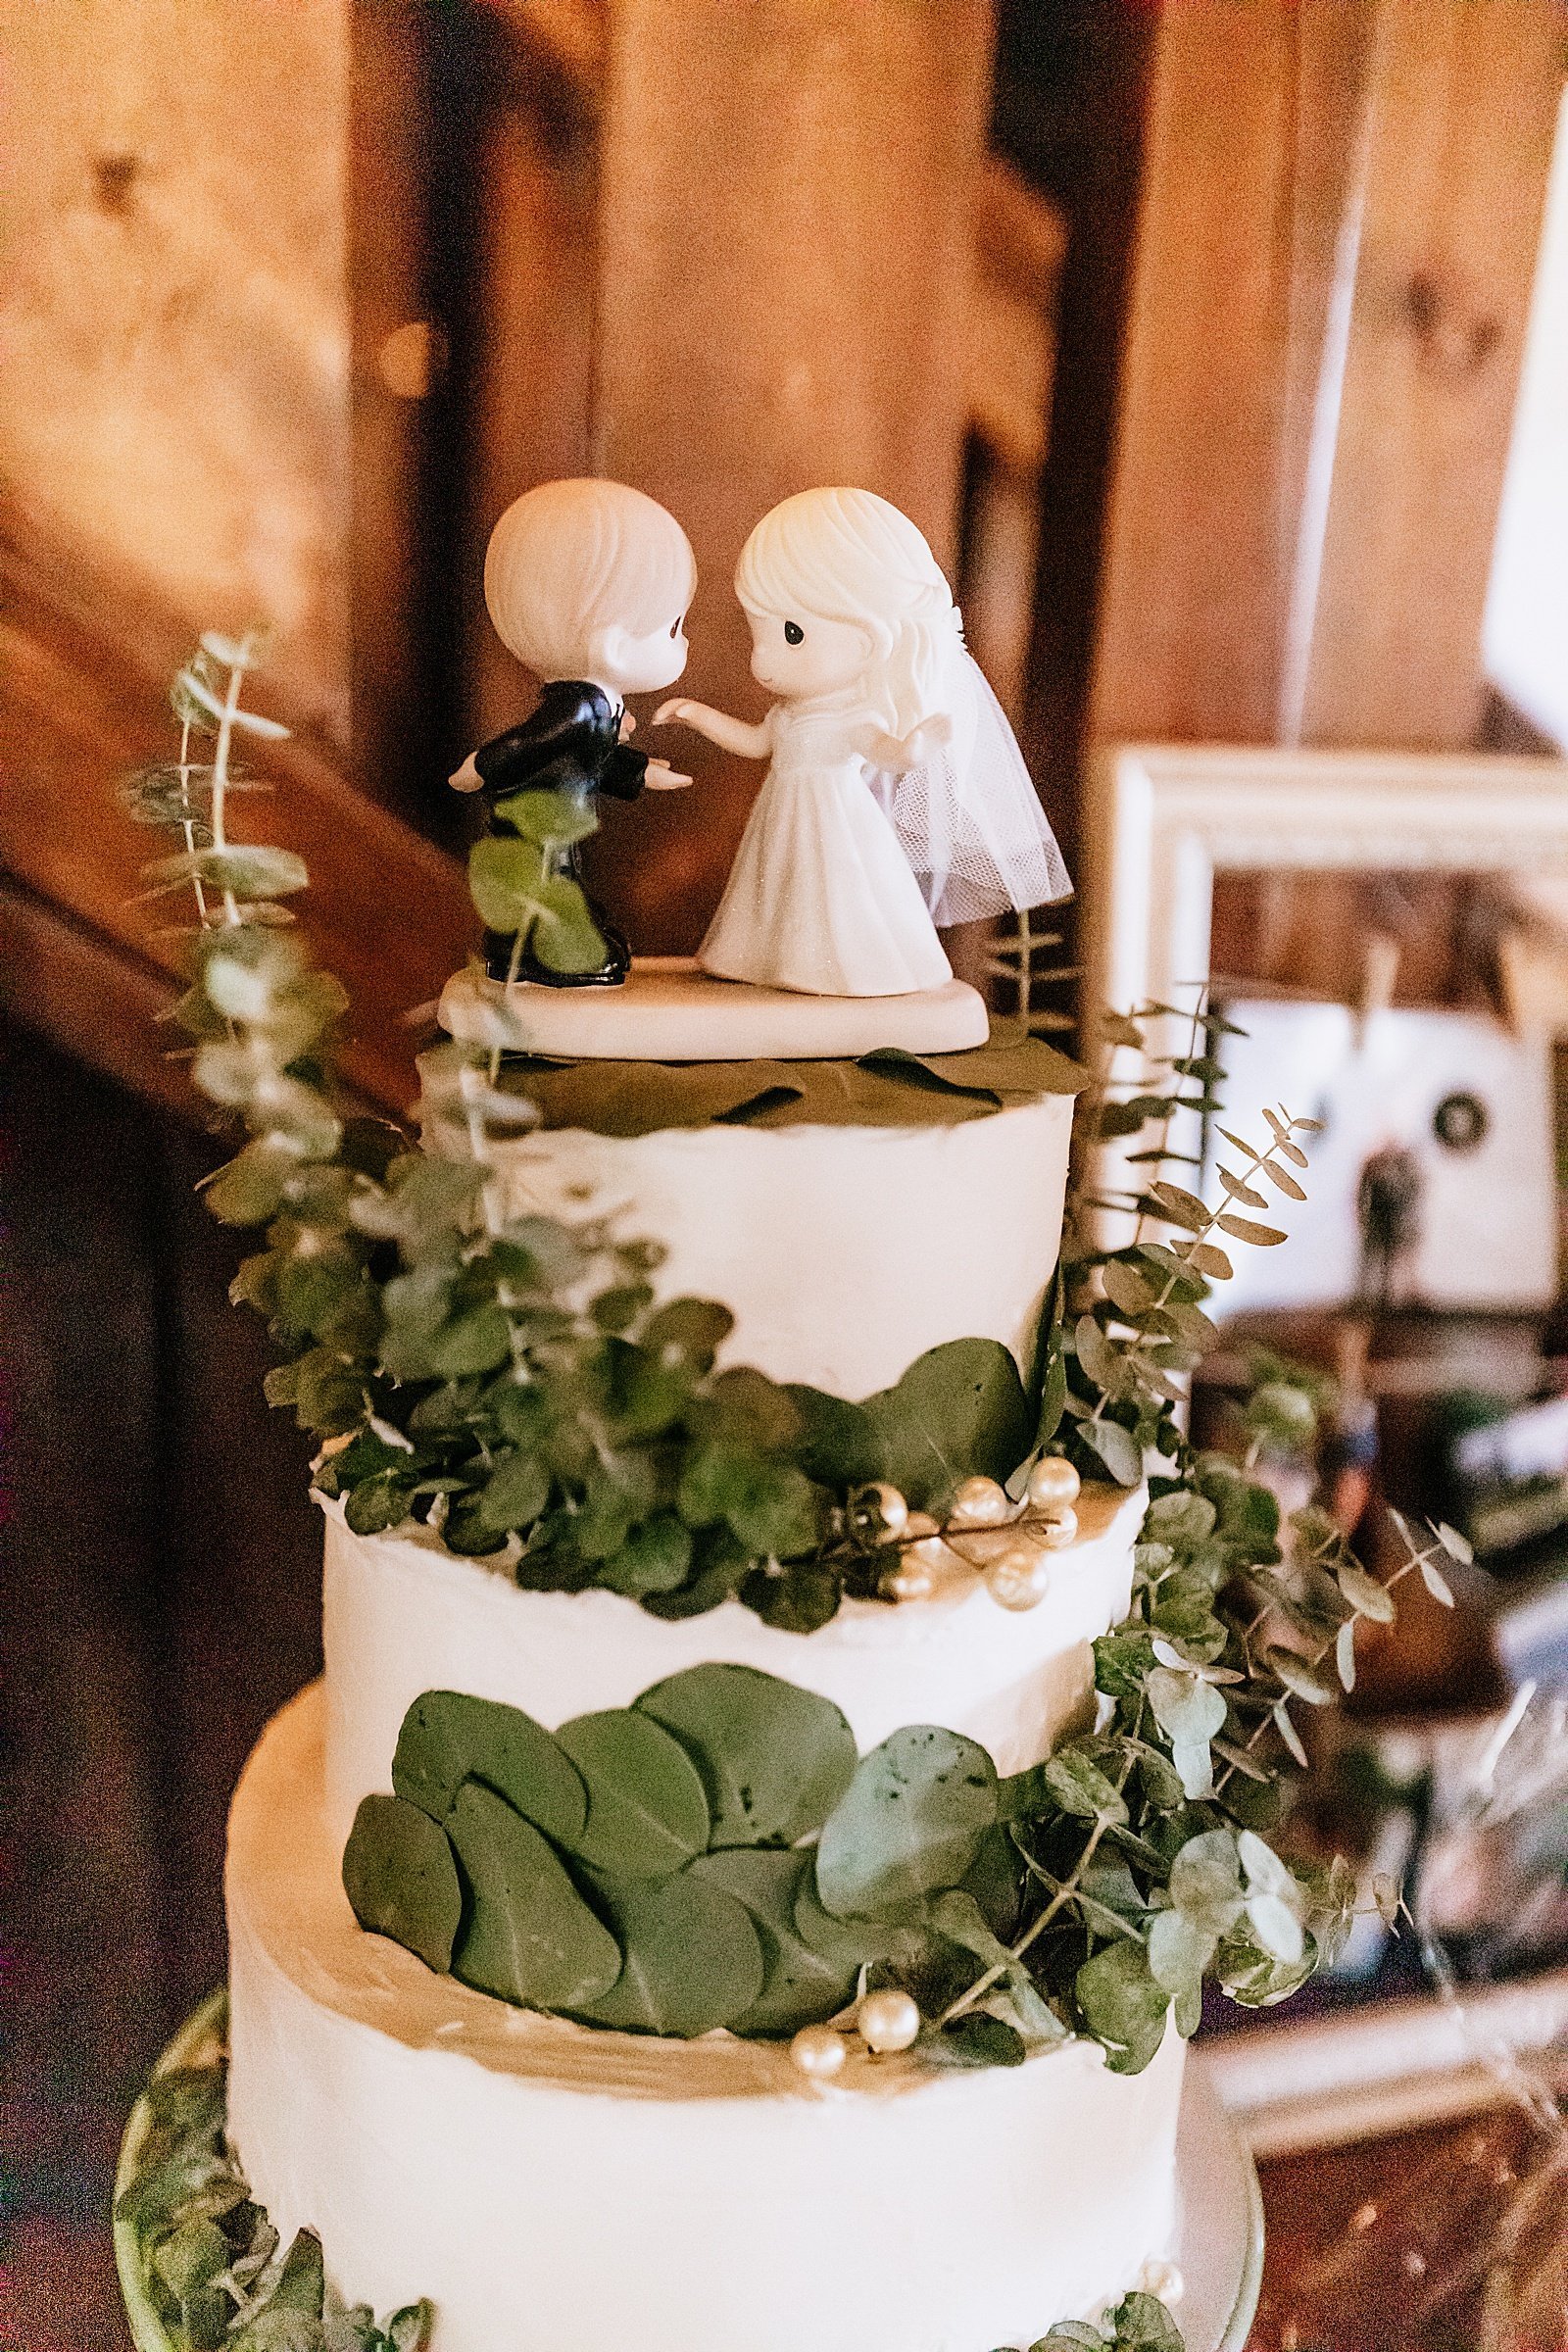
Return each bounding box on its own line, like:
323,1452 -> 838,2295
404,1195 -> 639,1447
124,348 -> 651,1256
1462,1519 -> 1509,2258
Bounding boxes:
115,1998 -> 429,2352
122,639 -> 1468,2350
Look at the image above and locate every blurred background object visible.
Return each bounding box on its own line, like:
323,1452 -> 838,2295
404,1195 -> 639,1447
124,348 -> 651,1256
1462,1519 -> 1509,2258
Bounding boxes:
6,4 -> 1568,2346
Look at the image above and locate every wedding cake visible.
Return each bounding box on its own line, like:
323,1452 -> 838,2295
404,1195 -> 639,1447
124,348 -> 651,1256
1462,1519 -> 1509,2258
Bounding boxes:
117,486 -> 1324,2352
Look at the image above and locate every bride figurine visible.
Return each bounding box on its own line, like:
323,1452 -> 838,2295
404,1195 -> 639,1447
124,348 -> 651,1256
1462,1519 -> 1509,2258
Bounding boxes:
655,485 -> 1069,1000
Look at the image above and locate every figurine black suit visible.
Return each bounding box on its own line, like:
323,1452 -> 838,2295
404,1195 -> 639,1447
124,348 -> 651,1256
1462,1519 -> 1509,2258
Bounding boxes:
473,680 -> 647,986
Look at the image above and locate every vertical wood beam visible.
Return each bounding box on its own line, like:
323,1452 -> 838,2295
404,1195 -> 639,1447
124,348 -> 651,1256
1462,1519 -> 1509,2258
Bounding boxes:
1290,0 -> 1565,748
588,0 -> 997,950
1088,0 -> 1564,757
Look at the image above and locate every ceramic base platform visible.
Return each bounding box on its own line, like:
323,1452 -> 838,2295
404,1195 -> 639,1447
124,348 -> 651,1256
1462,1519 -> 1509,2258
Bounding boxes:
117,1993 -> 1261,2352
438,958 -> 990,1062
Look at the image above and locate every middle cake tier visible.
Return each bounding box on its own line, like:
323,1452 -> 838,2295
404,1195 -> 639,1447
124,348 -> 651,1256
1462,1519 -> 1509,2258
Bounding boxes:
321,1483 -> 1146,1849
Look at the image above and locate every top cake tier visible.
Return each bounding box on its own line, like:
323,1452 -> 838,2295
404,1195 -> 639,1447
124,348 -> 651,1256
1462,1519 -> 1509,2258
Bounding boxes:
418,1031 -> 1082,1397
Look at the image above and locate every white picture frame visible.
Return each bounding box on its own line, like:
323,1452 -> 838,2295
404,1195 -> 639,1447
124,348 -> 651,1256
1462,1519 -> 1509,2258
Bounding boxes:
1081,745 -> 1568,1234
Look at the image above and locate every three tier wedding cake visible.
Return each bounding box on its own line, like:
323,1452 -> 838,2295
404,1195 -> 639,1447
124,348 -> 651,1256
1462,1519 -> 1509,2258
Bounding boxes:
117,485 -> 1361,2352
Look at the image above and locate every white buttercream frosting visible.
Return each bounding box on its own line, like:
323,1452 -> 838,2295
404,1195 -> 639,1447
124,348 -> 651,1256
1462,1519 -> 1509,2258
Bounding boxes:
420,1097 -> 1074,1396
227,1687 -> 1186,2352
319,1483 -> 1147,1852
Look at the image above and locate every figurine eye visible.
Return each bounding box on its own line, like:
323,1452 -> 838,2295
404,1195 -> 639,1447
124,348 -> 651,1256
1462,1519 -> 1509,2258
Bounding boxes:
784,621 -> 805,645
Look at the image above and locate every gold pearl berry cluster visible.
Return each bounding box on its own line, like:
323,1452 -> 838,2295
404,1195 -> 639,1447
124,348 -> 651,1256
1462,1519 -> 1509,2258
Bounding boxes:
866,1455 -> 1082,1614
789,1989 -> 922,2080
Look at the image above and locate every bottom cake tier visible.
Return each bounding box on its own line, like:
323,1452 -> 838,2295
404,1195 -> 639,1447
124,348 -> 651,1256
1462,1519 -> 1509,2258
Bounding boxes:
227,1686 -> 1187,2352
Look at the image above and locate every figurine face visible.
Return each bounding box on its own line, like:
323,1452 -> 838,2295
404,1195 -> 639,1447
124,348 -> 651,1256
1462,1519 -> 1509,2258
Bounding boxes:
747,610 -> 873,701
594,613 -> 691,697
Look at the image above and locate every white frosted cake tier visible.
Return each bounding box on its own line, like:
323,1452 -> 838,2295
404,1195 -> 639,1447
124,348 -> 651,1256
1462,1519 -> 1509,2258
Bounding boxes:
420,1092 -> 1074,1396
319,1483 -> 1146,1850
228,1686 -> 1186,2352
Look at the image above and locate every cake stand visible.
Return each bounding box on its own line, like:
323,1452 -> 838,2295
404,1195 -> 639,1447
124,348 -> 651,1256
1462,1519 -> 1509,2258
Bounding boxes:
117,1997 -> 1262,2352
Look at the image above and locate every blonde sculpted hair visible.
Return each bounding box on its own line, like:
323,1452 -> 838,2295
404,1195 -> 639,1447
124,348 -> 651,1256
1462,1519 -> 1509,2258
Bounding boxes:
735,486 -> 963,737
484,479 -> 697,678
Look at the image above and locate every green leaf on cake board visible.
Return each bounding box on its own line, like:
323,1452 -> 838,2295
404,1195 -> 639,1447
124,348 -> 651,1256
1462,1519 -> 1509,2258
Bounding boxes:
633,1663 -> 858,1847
862,1339 -> 1034,1510
392,1690 -> 588,1850
448,1781 -> 621,2011
688,1848 -> 859,2034
341,1795 -> 464,1974
573,1868 -> 764,2036
814,1726 -> 1000,1923
554,1708 -> 710,1874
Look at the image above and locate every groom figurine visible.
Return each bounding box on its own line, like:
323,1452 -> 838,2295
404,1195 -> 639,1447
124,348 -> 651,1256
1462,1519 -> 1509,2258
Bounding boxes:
451,479 -> 697,987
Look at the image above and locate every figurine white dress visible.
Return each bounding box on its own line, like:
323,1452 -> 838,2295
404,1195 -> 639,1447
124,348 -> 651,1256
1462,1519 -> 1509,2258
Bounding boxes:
659,485 -> 1068,1001
699,690 -> 952,996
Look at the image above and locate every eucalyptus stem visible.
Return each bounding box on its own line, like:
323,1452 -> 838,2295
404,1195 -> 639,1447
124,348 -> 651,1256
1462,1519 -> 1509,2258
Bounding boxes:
211,646 -> 249,927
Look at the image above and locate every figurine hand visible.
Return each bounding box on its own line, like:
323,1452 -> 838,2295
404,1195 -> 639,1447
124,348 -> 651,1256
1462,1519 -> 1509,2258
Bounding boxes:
645,759 -> 692,789
449,751 -> 483,793
653,698 -> 693,728
618,709 -> 637,740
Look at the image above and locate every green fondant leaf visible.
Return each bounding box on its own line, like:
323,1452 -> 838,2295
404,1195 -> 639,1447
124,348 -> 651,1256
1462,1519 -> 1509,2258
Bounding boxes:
634,1663 -> 858,1847
448,1781 -> 621,2010
689,1848 -> 859,2034
341,1795 -> 463,1973
555,1708 -> 710,1875
392,1690 -> 587,1849
574,1868 -> 764,2035
861,1338 -> 1035,1511
815,1726 -> 999,1923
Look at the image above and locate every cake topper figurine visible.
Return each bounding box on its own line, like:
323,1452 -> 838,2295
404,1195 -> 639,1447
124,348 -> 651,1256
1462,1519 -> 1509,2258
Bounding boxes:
451,478 -> 698,987
656,485 -> 1069,1000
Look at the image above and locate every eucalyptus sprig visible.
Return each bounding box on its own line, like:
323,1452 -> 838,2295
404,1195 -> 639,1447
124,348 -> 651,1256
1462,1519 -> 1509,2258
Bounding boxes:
116,2005 -> 430,2352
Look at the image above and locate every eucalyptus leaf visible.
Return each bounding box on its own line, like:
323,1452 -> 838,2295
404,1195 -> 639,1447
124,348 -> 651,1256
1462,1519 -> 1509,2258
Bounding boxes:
1078,1416 -> 1143,1487
793,1868 -> 905,1968
1041,1748 -> 1129,1827
448,1781 -> 621,2010
392,1690 -> 587,1849
1075,1940 -> 1168,2075
555,1708 -> 710,1875
815,1726 -> 998,1922
634,1663 -> 857,1847
923,2013 -> 1027,2069
491,788 -> 600,846
575,1868 -> 764,2035
860,1338 -> 1034,1510
341,1794 -> 462,1973
690,1848 -> 858,2033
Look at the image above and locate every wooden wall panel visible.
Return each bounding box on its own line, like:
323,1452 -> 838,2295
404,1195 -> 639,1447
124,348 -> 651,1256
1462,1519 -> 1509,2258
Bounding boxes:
1291,0 -> 1566,748
1089,0 -> 1564,758
588,0 -> 998,951
464,49 -> 601,750
1,0 -> 353,746
0,527 -> 472,1118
